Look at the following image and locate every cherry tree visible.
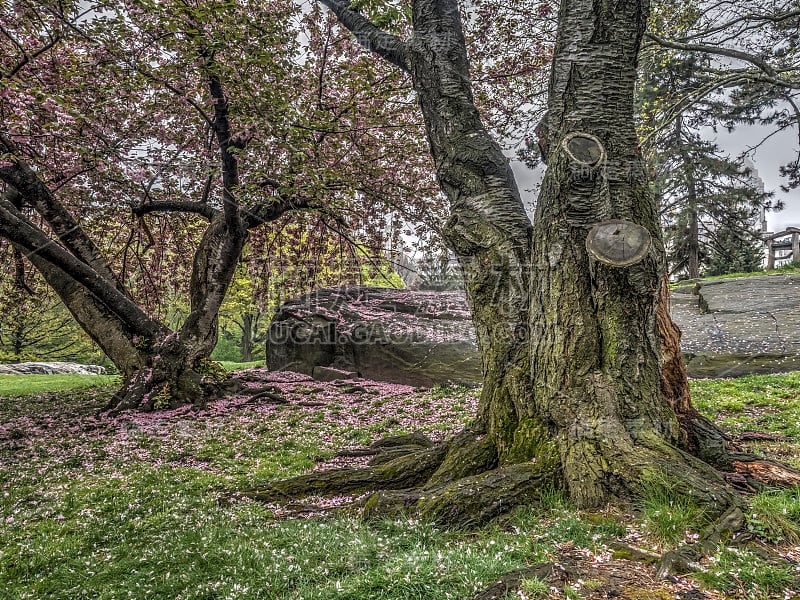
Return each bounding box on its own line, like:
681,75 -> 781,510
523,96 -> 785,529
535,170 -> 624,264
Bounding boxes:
0,0 -> 437,411
245,0 -> 800,559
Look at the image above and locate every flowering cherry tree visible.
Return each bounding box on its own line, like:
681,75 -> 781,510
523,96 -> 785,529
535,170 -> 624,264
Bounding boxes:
0,0 -> 437,411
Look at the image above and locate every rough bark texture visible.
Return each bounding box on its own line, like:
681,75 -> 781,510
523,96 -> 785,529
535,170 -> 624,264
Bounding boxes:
404,0 -> 539,463
286,0 -> 800,531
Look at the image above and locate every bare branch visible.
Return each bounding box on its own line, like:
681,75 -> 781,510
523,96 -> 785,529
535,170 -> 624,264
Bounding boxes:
676,9 -> 800,43
317,0 -> 408,71
133,201 -> 219,220
645,32 -> 779,77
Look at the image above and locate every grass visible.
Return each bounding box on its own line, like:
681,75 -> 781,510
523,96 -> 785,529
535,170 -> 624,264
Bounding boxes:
637,474 -> 709,547
671,264 -> 800,289
1,372 -> 800,598
219,360 -> 265,372
691,373 -> 800,441
694,547 -> 797,599
0,362 -> 261,398
0,374 -> 119,397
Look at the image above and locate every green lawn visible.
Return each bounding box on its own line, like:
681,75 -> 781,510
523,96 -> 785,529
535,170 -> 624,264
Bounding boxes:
0,374 -> 119,397
1,372 -> 799,599
671,264 -> 800,289
0,361 -> 262,398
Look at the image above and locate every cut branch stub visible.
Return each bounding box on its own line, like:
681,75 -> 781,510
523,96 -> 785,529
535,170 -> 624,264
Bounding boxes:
561,132 -> 606,166
586,219 -> 652,267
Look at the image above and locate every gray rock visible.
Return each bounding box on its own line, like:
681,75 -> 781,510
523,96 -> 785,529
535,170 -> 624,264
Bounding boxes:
268,276 -> 800,385
266,287 -> 481,386
672,274 -> 800,377
0,362 -> 106,375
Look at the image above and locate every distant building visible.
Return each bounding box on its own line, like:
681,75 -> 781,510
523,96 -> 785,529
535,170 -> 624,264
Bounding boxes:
743,158 -> 768,235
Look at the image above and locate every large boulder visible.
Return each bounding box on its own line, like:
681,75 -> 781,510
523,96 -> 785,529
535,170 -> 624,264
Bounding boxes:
266,287 -> 482,386
268,275 -> 800,385
670,274 -> 800,378
0,362 -> 106,375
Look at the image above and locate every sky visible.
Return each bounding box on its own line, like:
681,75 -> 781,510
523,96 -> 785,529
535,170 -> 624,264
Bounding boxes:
715,124 -> 800,232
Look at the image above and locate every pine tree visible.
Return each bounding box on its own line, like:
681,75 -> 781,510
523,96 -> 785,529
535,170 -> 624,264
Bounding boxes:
639,53 -> 774,278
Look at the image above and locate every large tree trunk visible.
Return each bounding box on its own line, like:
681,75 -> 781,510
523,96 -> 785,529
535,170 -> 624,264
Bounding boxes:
295,0 -> 800,528
405,1 -> 540,463
106,214 -> 247,413
524,0 -> 724,508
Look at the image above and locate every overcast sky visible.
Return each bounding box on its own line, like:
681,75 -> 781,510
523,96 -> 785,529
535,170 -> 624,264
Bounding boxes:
715,124 -> 800,232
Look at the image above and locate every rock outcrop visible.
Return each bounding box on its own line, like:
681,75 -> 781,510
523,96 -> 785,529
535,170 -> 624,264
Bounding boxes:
268,275 -> 800,385
670,274 -> 800,378
266,287 -> 481,386
0,362 -> 106,375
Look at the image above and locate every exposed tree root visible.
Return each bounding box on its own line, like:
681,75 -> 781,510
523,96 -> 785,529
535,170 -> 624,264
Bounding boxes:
236,444 -> 448,503
656,506 -> 745,579
106,369 -> 241,415
362,461 -> 561,527
678,408 -> 800,490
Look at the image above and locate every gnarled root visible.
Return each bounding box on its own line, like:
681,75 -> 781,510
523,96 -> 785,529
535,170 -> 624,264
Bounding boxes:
471,563 -> 561,600
237,444 -> 448,503
679,409 -> 800,490
362,461 -> 562,527
236,430 -> 563,527
657,505 -> 745,579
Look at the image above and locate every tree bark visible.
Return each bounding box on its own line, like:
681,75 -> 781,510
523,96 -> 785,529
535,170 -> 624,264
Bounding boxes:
403,1 -> 540,461
301,0 -> 800,522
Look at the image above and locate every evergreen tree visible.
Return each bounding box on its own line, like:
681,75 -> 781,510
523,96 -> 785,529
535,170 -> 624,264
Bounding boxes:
706,220 -> 765,276
640,53 -> 774,278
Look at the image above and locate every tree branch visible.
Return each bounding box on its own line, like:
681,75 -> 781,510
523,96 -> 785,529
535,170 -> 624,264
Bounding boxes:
0,199 -> 165,339
674,9 -> 800,44
0,134 -> 127,291
0,25 -> 62,81
646,32 -> 779,77
243,194 -> 311,229
317,0 -> 408,71
207,71 -> 243,231
133,201 -> 219,220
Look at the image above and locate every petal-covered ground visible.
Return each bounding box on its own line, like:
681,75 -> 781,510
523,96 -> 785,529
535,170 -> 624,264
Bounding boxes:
1,369 -> 799,599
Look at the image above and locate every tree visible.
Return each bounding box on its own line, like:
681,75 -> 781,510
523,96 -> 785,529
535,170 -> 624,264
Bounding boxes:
706,220 -> 765,275
635,16 -> 782,279
246,0 -> 800,546
643,0 -> 800,189
0,0 -> 435,411
653,112 -> 771,278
